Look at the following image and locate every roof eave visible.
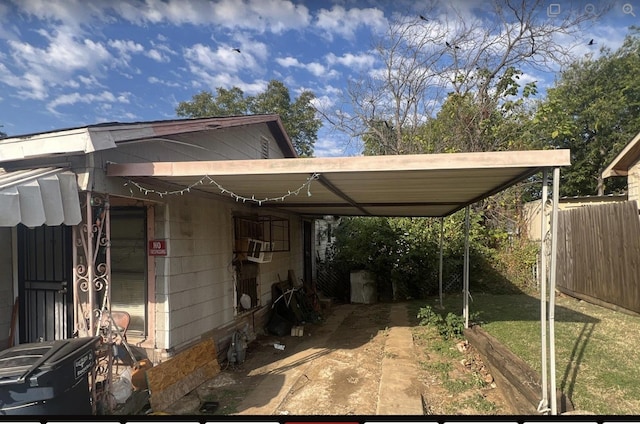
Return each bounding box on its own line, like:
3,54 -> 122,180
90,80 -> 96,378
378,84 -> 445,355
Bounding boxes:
602,130 -> 640,179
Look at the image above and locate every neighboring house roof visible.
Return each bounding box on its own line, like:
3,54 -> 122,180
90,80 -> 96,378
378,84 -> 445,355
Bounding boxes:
602,130 -> 640,178
0,114 -> 297,162
107,149 -> 571,218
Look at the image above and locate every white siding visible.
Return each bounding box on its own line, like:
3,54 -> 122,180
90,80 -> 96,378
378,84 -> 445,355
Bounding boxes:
100,125 -> 286,166
151,193 -> 302,350
628,159 -> 640,205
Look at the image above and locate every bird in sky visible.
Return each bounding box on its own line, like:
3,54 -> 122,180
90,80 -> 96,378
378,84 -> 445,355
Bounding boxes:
419,14 -> 427,21
588,39 -> 596,46
232,48 -> 241,53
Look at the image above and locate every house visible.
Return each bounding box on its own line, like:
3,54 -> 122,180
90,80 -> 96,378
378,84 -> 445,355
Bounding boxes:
0,120 -> 573,414
602,130 -> 640,204
0,115 -> 306,361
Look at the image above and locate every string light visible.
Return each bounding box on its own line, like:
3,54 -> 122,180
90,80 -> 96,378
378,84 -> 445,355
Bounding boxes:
124,173 -> 320,205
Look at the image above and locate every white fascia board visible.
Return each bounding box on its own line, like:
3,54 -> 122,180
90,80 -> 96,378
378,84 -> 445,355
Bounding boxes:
0,128 -> 118,162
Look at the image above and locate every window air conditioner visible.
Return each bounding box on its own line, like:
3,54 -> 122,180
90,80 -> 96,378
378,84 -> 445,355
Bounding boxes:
237,238 -> 273,263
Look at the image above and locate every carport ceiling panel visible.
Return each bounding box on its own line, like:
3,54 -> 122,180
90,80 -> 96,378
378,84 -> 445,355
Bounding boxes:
320,167 -> 534,203
166,174 -> 341,203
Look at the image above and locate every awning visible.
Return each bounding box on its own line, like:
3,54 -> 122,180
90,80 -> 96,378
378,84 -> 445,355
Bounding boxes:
0,167 -> 82,227
106,150 -> 571,217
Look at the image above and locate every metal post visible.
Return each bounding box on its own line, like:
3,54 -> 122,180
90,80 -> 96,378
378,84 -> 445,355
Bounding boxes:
439,217 -> 444,309
538,170 -> 549,413
549,167 -> 560,415
463,206 -> 470,328
86,191 -> 95,335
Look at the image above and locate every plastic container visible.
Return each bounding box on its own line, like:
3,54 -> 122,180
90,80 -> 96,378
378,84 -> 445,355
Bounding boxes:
0,336 -> 101,415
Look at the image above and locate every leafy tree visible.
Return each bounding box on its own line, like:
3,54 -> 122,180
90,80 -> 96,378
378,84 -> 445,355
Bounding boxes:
176,80 -> 321,157
319,1 -> 593,155
176,87 -> 248,117
533,30 -> 640,196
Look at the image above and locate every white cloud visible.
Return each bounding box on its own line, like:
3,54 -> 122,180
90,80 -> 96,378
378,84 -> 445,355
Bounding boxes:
185,62 -> 268,95
4,26 -> 112,99
276,57 -> 302,67
276,56 -> 339,78
326,52 -> 376,71
47,90 -> 130,113
184,42 -> 259,74
150,39 -> 177,56
0,63 -> 48,100
78,75 -> 104,88
10,27 -> 111,74
315,5 -> 387,41
306,62 -> 328,77
108,39 -> 144,55
146,49 -> 169,62
148,76 -> 182,87
12,0 -> 108,27
111,0 -> 310,34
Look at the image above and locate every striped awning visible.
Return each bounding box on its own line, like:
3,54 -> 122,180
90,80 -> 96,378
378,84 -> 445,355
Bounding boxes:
0,167 -> 82,227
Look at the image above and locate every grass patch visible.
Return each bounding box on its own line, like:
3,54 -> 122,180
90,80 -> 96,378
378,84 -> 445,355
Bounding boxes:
411,293 -> 640,415
451,393 -> 498,414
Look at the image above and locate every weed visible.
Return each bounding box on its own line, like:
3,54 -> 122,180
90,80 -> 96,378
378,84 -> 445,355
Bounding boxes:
417,305 -> 476,340
456,393 -> 498,414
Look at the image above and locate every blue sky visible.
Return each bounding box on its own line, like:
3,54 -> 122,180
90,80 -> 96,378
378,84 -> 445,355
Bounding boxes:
0,0 -> 638,156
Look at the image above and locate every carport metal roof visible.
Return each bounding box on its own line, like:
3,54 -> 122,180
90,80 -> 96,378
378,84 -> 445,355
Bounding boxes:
106,149 -> 570,217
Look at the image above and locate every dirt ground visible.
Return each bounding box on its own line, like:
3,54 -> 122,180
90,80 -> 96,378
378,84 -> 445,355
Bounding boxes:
158,301 -> 512,416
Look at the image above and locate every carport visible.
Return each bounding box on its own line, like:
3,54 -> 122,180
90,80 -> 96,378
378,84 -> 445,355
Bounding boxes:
107,149 -> 569,415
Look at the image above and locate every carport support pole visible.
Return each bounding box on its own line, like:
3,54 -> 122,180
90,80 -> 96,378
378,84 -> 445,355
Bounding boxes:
439,217 -> 444,309
539,169 -> 549,413
463,206 -> 470,328
549,167 -> 560,415
86,191 -> 96,334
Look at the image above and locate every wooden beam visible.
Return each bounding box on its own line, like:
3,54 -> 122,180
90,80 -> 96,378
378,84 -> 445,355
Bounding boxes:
106,150 -> 571,177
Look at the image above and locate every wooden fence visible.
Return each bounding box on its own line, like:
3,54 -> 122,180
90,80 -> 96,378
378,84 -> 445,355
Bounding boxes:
556,201 -> 640,315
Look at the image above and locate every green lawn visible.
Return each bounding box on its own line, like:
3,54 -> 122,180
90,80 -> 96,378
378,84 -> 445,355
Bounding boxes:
410,292 -> 640,415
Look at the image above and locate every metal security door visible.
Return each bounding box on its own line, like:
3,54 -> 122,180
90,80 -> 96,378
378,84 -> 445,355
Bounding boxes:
18,225 -> 73,343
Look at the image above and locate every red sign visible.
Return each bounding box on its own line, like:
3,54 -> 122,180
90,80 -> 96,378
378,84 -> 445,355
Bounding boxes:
148,240 -> 167,256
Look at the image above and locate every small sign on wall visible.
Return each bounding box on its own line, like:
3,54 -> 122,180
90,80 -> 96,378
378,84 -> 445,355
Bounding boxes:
148,240 -> 167,256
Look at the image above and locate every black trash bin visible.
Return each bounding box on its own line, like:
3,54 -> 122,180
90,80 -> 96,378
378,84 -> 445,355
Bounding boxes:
0,336 -> 101,415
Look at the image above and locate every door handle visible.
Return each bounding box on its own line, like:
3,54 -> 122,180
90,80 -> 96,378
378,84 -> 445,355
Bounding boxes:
58,281 -> 68,294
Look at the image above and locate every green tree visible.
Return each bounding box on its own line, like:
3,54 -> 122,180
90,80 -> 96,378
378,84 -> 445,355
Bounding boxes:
319,1 -> 593,155
176,87 -> 248,117
533,30 -> 640,196
176,80 -> 321,157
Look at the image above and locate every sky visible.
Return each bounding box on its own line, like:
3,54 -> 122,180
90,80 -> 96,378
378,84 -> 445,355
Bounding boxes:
0,0 -> 639,157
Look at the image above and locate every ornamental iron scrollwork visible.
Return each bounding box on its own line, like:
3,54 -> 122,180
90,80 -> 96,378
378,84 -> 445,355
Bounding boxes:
72,191 -> 114,414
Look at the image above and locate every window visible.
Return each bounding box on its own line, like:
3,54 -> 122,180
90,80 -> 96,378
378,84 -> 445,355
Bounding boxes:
110,208 -> 147,336
233,214 -> 290,312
